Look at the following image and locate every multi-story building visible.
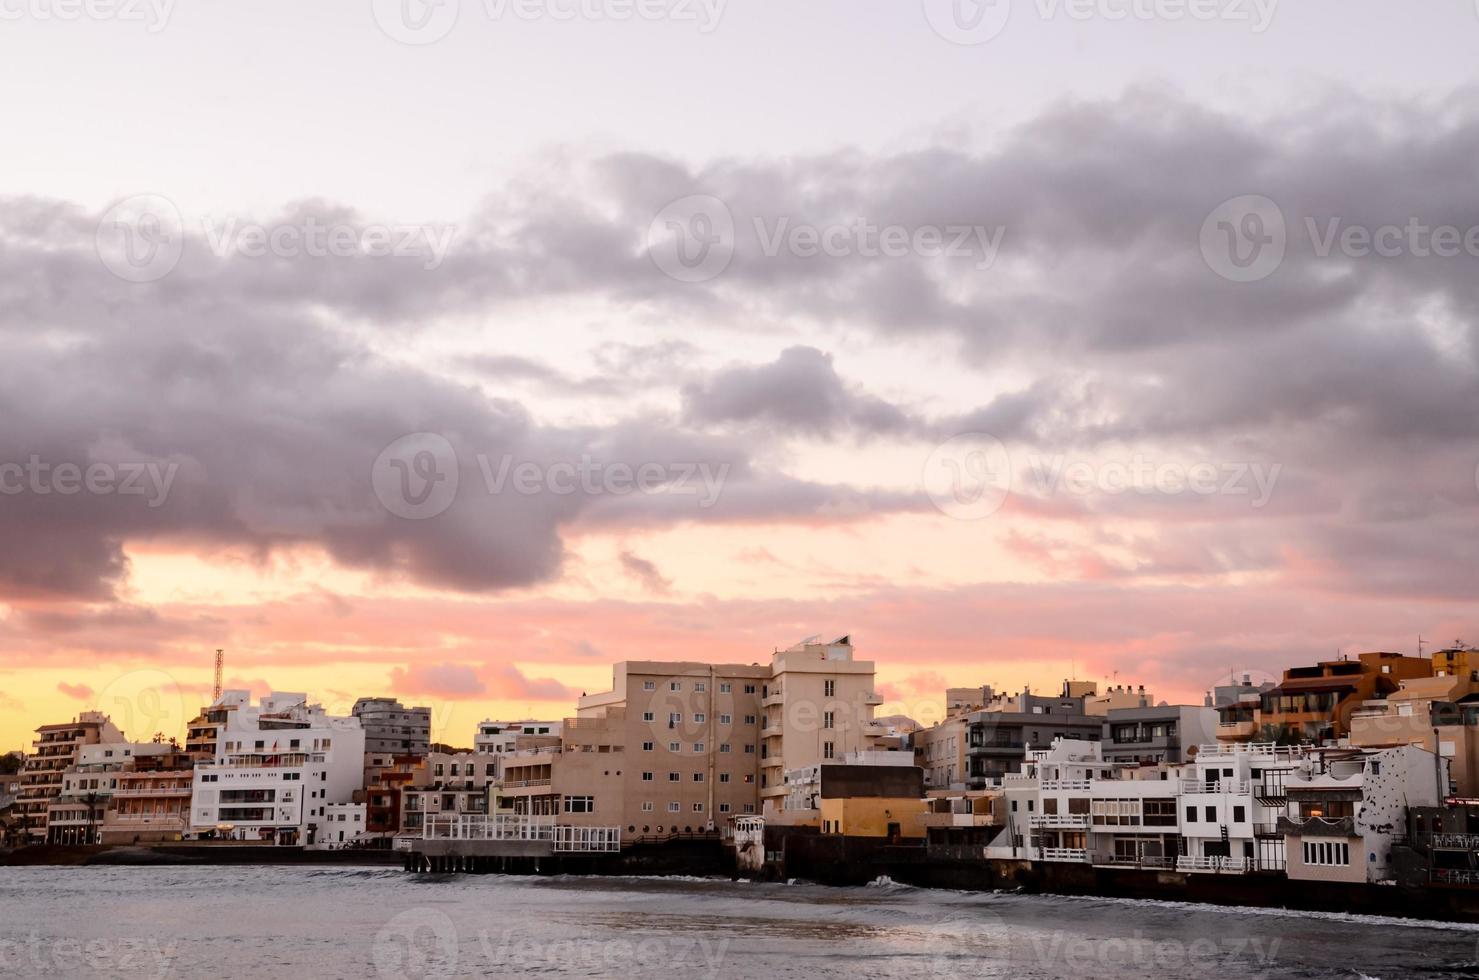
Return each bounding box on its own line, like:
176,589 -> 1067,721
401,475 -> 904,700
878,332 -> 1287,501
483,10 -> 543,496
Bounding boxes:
352,697 -> 432,756
316,802 -> 369,847
1259,652 -> 1433,743
401,751 -> 497,836
913,715 -> 968,790
495,637 -> 881,838
188,691 -> 366,845
1281,744 -> 1446,883
45,741 -> 173,844
99,750 -> 196,844
18,712 -> 124,842
474,720 -> 562,755
759,636 -> 883,815
1350,674 -> 1479,795
1211,674 -> 1276,744
1432,645 -> 1479,682
1100,704 -> 1217,766
964,688 -> 1102,789
362,753 -> 423,841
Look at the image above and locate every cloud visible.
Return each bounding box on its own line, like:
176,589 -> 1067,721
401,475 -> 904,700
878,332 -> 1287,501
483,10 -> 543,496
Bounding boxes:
619,550 -> 671,594
388,662 -> 578,702
57,682 -> 94,700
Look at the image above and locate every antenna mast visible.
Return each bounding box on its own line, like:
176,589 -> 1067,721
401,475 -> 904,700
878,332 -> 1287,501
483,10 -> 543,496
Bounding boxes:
213,648 -> 224,701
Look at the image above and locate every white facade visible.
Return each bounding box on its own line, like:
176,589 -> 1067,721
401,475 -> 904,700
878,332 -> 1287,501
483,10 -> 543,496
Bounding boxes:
474,720 -> 562,755
313,802 -> 368,847
188,691 -> 366,845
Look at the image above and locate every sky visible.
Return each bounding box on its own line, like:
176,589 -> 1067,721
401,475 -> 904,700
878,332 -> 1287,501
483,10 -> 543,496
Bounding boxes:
2,0 -> 1478,752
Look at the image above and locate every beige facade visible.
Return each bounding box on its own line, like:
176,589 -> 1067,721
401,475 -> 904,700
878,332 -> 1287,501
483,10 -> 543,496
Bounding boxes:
913,715 -> 968,790
18,712 -> 124,842
760,637 -> 882,814
1349,674 -> 1479,795
496,636 -> 881,836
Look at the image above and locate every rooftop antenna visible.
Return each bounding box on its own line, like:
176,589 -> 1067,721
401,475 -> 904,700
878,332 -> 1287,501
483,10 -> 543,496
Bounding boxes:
1418,635 -> 1426,657
213,648 -> 224,701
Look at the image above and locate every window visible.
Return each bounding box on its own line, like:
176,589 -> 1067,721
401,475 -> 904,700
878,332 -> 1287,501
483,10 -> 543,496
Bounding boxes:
694,713 -> 706,724
693,743 -> 704,753
719,803 -> 731,813
1303,840 -> 1350,866
743,804 -> 755,814
1185,806 -> 1196,822
563,796 -> 594,814
668,772 -> 680,782
643,681 -> 656,691
744,714 -> 756,725
669,742 -> 681,752
1011,800 -> 1018,812
668,802 -> 681,813
693,773 -> 704,782
695,682 -> 706,692
719,743 -> 731,753
720,683 -> 732,693
719,773 -> 730,783
1205,806 -> 1216,823
1233,806 -> 1246,823
669,712 -> 682,727
671,682 -> 682,691
693,803 -> 704,812
719,714 -> 732,725
823,741 -> 834,760
643,712 -> 654,722
744,685 -> 756,694
641,801 -> 653,812
641,772 -> 654,781
744,744 -> 755,754
643,741 -> 654,752
822,712 -> 835,729
824,680 -> 835,697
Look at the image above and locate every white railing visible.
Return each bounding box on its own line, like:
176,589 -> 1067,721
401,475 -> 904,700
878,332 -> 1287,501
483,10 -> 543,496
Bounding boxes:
1176,855 -> 1252,873
1030,814 -> 1090,829
1001,773 -> 1037,786
1179,779 -> 1251,795
1041,779 -> 1092,792
1195,742 -> 1305,761
422,814 -> 621,852
552,825 -> 621,852
1040,847 -> 1089,862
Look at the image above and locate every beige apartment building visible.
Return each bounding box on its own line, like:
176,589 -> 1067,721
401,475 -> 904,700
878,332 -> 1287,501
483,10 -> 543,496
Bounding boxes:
497,636 -> 882,836
18,711 -> 124,842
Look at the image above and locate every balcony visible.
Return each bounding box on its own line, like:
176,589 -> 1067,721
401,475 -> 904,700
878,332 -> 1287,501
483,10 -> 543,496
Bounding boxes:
501,778 -> 551,789
761,691 -> 784,707
1030,814 -> 1089,830
1040,847 -> 1089,862
1176,855 -> 1253,874
863,691 -> 884,706
1277,815 -> 1356,837
1216,721 -> 1257,740
1433,833 -> 1479,851
1179,779 -> 1251,796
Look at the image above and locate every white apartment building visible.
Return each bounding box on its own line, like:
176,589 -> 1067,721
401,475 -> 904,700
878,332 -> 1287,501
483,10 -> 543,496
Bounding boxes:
314,802 -> 369,848
474,720 -> 563,756
188,691 -> 366,846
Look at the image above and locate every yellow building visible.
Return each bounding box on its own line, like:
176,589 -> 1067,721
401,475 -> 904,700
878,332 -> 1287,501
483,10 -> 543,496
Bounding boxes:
1433,646 -> 1479,681
820,796 -> 927,841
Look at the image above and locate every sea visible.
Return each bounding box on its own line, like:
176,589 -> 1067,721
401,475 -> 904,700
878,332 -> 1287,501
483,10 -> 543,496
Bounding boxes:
0,866 -> 1476,978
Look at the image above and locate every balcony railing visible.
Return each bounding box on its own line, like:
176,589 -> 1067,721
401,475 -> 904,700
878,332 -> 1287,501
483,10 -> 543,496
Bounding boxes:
1434,868 -> 1479,886
1177,855 -> 1253,873
421,814 -> 621,852
1179,779 -> 1252,795
1277,815 -> 1356,836
1040,847 -> 1089,862
1041,779 -> 1092,792
1030,814 -> 1090,829
1433,833 -> 1479,850
501,778 -> 551,789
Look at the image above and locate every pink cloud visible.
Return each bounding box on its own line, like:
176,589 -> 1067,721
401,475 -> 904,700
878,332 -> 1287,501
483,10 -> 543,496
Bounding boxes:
57,682 -> 94,700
